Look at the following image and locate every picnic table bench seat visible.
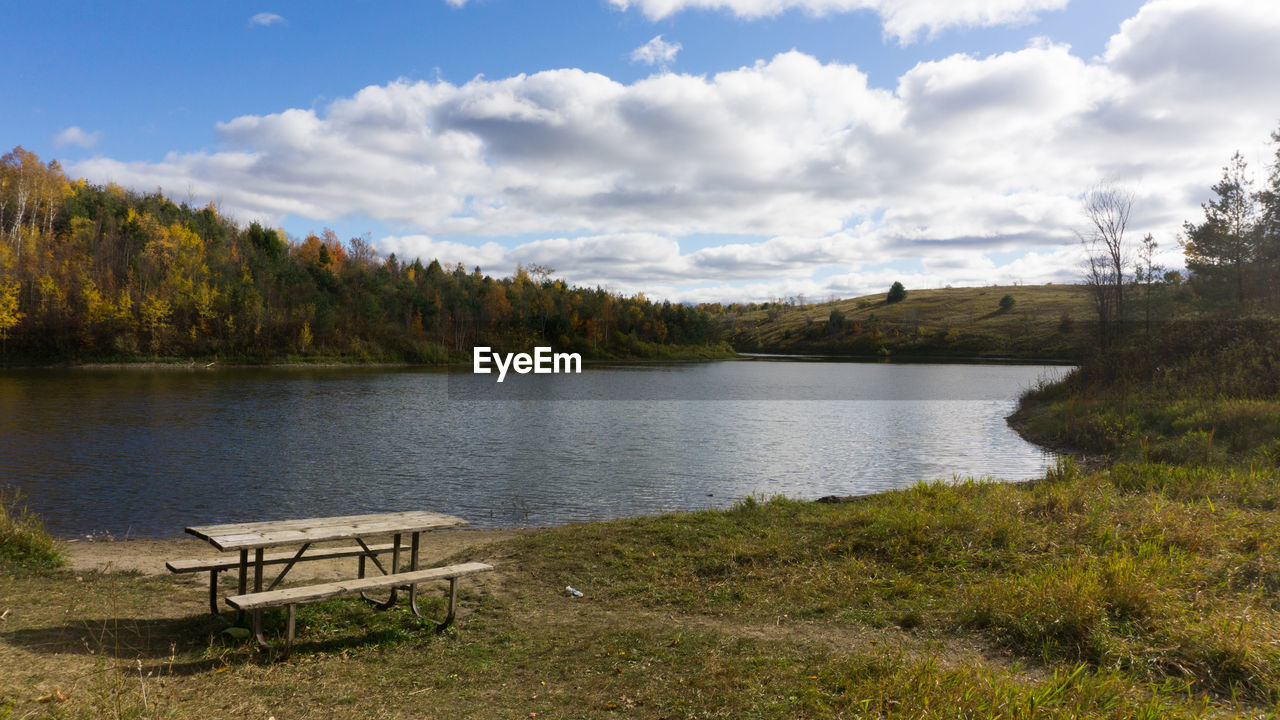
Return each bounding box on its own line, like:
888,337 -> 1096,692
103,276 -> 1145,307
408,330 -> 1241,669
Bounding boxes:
226,562 -> 493,658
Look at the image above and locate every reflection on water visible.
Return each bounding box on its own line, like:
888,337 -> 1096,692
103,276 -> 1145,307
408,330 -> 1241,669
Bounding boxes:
0,360 -> 1068,537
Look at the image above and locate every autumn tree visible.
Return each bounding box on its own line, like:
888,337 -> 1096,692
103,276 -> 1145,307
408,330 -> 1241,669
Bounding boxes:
0,279 -> 20,350
0,146 -> 728,363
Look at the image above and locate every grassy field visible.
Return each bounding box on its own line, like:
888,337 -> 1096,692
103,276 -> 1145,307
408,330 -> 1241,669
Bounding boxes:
5,458 -> 1280,718
723,284 -> 1095,360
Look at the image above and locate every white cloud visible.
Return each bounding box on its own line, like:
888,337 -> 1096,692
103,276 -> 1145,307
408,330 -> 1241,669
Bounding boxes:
72,0 -> 1280,301
608,0 -> 1068,44
249,12 -> 285,27
53,126 -> 100,149
631,35 -> 682,67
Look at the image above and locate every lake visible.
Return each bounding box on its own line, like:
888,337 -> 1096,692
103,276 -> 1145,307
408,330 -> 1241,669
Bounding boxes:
0,359 -> 1068,538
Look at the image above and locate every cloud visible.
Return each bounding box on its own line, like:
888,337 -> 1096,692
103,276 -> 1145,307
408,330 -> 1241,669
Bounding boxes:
249,12 -> 285,27
72,0 -> 1280,300
631,35 -> 682,67
53,126 -> 101,149
607,0 -> 1069,44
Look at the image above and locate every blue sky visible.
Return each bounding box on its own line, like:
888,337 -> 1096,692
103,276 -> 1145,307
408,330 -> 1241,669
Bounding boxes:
5,0 -> 1279,302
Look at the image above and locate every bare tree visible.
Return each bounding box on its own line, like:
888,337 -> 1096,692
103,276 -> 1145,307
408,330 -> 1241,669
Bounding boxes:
1078,183 -> 1134,348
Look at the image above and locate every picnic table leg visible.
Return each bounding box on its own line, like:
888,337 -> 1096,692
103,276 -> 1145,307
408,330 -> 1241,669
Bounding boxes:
208,570 -> 219,616
236,549 -> 249,623
409,532 -> 423,618
444,576 -> 458,627
283,604 -> 296,660
363,533 -> 402,611
252,549 -> 271,652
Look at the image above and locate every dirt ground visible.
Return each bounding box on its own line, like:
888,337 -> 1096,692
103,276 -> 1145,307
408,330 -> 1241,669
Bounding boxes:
62,527 -> 532,581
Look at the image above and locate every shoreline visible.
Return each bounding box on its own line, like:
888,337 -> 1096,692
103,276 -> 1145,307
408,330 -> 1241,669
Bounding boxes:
1,355 -> 737,371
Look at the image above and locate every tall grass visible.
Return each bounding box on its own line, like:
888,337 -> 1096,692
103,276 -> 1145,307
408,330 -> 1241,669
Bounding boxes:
1012,317 -> 1280,464
0,486 -> 63,572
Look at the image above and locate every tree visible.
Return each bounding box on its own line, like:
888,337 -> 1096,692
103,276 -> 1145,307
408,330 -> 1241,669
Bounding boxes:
0,279 -> 20,349
886,281 -> 907,304
1134,233 -> 1163,336
998,294 -> 1015,312
1078,183 -> 1134,348
1182,151 -> 1258,303
1256,125 -> 1280,306
828,308 -> 845,333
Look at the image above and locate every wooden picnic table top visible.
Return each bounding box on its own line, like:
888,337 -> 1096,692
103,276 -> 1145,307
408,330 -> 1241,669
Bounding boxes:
185,511 -> 469,551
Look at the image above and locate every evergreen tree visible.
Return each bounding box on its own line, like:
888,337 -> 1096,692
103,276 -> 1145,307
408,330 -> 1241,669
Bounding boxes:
1256,125 -> 1280,306
1183,151 -> 1259,303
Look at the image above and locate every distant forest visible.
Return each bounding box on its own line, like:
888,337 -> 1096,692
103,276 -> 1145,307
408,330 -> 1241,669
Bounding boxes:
0,147 -> 731,363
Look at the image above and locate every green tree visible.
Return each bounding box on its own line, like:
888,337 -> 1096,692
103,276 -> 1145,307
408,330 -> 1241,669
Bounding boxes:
886,281 -> 907,304
1183,151 -> 1259,303
828,308 -> 845,333
1256,124 -> 1280,306
998,294 -> 1015,312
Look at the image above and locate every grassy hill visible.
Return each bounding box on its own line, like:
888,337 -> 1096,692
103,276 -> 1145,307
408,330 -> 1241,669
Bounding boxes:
723,283 -> 1095,361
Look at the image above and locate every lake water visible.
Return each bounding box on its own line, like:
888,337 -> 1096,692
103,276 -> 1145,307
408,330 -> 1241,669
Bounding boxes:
0,359 -> 1067,538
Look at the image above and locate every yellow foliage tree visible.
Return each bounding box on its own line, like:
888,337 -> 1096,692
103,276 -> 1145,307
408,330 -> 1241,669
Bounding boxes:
0,280 -> 22,346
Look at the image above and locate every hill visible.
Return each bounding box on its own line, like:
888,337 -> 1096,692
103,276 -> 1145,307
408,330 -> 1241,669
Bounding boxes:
0,147 -> 730,364
721,283 -> 1095,360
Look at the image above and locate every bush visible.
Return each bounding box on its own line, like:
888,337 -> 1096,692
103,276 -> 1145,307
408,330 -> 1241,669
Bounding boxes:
998,294 -> 1016,312
828,309 -> 845,333
887,281 -> 907,304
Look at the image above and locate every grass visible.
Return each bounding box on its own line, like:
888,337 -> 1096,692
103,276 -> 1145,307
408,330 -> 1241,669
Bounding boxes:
0,486 -> 63,573
4,460 -> 1280,717
1011,316 -> 1280,464
723,283 -> 1094,359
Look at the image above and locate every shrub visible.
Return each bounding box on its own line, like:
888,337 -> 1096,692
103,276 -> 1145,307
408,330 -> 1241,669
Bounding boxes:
999,294 -> 1016,312
828,309 -> 846,333
886,281 -> 907,304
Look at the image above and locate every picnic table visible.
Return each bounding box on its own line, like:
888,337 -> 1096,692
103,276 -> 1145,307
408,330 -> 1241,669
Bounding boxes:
168,510 -> 491,658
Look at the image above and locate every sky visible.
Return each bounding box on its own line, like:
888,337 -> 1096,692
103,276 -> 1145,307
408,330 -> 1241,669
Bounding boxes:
5,0 -> 1280,304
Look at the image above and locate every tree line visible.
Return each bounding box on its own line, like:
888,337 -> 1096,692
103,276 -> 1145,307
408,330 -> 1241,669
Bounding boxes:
1077,122 -> 1280,349
0,147 -> 729,363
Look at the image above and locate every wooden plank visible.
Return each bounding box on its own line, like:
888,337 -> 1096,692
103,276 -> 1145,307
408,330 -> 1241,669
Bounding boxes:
225,562 -> 493,611
190,511 -> 461,535
189,511 -> 468,549
186,511 -> 468,551
165,542 -> 408,574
